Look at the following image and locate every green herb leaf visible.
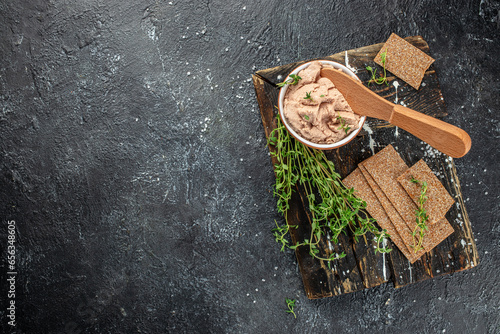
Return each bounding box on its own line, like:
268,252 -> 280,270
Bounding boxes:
409,176 -> 429,252
366,48 -> 389,86
304,91 -> 313,101
336,115 -> 351,134
285,298 -> 297,318
277,74 -> 302,87
267,116 -> 392,265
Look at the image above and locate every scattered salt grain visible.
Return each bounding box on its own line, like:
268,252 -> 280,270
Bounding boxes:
393,81 -> 400,104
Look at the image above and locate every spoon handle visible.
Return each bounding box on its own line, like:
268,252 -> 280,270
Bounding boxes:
390,105 -> 471,158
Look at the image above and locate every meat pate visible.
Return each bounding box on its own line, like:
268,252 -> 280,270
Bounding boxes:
283,61 -> 361,144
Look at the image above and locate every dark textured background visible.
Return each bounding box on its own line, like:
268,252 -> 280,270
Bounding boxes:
0,0 -> 499,333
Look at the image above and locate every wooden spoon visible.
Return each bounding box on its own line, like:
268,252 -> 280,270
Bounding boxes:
320,68 -> 471,158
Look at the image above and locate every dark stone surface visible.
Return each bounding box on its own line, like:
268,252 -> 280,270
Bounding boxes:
0,0 -> 498,333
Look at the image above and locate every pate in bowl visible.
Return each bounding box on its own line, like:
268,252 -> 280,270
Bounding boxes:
278,60 -> 365,150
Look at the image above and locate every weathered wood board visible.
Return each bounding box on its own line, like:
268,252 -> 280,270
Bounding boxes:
253,36 -> 479,299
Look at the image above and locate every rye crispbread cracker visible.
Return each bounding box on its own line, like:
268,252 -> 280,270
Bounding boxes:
374,33 -> 435,89
357,165 -> 423,263
397,159 -> 455,221
361,145 -> 420,229
361,145 -> 444,227
362,145 -> 454,255
360,162 -> 454,259
343,168 -> 419,263
420,217 -> 455,251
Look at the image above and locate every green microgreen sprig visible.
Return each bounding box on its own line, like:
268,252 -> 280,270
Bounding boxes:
410,176 -> 429,252
267,115 -> 392,265
336,115 -> 351,134
366,48 -> 389,86
285,298 -> 297,318
277,74 -> 301,87
304,91 -> 313,101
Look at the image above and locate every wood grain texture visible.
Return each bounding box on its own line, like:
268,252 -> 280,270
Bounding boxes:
390,104 -> 471,158
253,36 -> 479,299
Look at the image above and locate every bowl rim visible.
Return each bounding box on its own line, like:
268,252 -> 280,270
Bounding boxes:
277,60 -> 366,150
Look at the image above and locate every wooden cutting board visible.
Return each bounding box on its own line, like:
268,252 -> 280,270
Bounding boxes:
252,36 -> 479,299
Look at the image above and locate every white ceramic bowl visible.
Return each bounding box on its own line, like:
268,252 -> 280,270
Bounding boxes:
278,60 -> 366,150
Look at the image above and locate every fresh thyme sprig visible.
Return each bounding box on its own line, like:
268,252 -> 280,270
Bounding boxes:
285,298 -> 297,318
277,74 -> 301,87
336,115 -> 351,134
366,48 -> 389,86
268,115 -> 391,265
304,91 -> 313,101
410,176 -> 429,252
272,220 -> 296,252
